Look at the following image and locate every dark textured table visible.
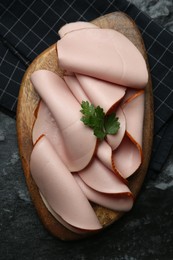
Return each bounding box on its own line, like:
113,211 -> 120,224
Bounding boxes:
0,1 -> 173,259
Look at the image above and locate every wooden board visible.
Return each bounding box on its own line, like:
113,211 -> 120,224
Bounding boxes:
16,12 -> 154,240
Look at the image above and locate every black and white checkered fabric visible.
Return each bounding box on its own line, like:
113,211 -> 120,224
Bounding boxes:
0,0 -> 173,177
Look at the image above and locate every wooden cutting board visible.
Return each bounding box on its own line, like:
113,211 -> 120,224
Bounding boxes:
16,12 -> 154,240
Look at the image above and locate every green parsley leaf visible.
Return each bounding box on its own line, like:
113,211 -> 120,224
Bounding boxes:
93,127 -> 106,140
80,101 -> 120,140
104,113 -> 120,135
80,101 -> 95,126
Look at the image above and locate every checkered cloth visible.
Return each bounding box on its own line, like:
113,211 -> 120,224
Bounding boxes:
0,0 -> 173,177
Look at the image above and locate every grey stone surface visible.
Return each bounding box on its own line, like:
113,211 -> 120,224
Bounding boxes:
0,1 -> 173,259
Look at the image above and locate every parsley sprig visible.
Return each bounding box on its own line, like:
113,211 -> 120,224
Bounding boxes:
80,101 -> 120,140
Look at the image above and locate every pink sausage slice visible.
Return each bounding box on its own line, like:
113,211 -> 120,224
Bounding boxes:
64,75 -> 89,103
122,90 -> 145,147
32,101 -> 74,168
32,101 -> 61,145
112,134 -> 142,179
96,140 -> 113,170
31,70 -> 97,172
78,157 -> 131,194
74,174 -> 133,212
57,26 -> 148,88
58,21 -> 99,38
30,136 -> 102,232
76,74 -> 126,113
112,91 -> 144,179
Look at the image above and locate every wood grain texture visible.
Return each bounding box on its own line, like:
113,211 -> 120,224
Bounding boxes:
16,12 -> 154,240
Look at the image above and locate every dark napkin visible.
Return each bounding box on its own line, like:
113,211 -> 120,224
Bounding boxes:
0,0 -> 173,178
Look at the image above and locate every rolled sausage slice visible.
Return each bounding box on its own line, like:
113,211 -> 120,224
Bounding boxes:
30,136 -> 102,232
31,70 -> 97,172
74,174 -> 133,212
57,26 -> 148,88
